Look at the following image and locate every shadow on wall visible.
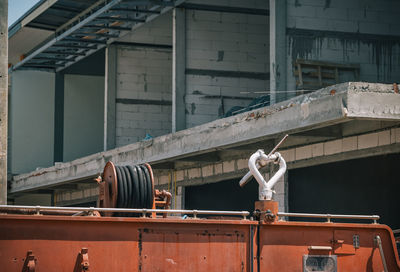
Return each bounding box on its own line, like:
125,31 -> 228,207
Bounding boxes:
289,153 -> 400,230
185,178 -> 259,214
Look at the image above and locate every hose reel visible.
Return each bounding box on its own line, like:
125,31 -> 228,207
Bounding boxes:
98,162 -> 155,216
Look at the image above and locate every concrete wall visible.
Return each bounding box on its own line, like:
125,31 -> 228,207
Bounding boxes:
10,71 -> 55,174
117,10 -> 172,45
286,0 -> 400,91
63,74 -> 104,162
185,0 -> 269,128
115,46 -> 172,146
114,12 -> 173,147
13,193 -> 52,206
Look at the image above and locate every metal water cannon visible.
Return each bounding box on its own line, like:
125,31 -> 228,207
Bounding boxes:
239,134 -> 288,201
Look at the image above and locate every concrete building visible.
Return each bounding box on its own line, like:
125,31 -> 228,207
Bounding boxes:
6,1 -> 400,229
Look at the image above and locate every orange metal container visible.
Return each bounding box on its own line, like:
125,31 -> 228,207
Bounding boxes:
0,215 -> 256,271
0,213 -> 399,271
259,221 -> 400,271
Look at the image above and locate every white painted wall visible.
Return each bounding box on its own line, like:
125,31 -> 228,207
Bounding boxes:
10,70 -> 55,174
63,74 -> 104,162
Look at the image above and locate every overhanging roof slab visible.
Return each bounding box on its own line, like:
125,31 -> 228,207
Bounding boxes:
9,82 -> 400,194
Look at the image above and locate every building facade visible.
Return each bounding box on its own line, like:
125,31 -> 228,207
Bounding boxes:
7,0 -> 400,229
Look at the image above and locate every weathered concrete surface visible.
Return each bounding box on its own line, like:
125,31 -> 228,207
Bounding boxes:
0,0 -> 8,203
9,82 -> 400,194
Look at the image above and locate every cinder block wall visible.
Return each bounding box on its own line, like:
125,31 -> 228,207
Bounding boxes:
185,0 -> 269,128
115,12 -> 172,147
286,0 -> 400,91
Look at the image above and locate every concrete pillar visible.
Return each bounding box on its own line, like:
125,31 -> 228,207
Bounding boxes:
54,72 -> 64,162
0,0 -> 8,204
172,8 -> 186,132
104,45 -> 117,150
269,0 -> 287,104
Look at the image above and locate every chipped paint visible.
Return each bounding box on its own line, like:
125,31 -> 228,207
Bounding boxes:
300,102 -> 310,119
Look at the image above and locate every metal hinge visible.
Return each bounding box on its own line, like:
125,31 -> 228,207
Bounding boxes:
22,250 -> 36,272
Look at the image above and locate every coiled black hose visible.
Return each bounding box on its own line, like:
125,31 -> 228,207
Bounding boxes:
114,164 -> 154,211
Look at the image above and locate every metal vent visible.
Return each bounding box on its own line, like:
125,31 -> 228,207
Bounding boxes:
303,255 -> 337,272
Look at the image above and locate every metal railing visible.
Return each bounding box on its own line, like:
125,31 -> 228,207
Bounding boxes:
0,205 -> 383,223
0,205 -> 249,219
277,212 -> 380,224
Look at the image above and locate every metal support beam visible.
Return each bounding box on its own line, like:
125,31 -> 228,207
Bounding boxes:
62,38 -> 107,45
52,44 -> 98,50
172,7 -> 186,132
109,8 -> 161,14
34,56 -> 76,62
43,51 -> 86,56
0,0 -> 8,204
12,0 -> 124,71
269,0 -> 287,104
73,32 -> 119,38
85,25 -> 132,31
95,16 -> 146,23
180,3 -> 269,16
58,0 -> 184,73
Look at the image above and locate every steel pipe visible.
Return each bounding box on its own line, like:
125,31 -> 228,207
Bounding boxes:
277,212 -> 379,223
248,150 -> 286,200
375,235 -> 389,272
0,205 -> 249,219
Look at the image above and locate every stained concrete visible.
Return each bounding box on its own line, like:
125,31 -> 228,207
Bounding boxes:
0,0 -> 8,204
9,82 -> 400,195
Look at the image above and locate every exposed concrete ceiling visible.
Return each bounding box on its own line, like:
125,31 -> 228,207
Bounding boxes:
9,82 -> 400,195
8,27 -> 54,66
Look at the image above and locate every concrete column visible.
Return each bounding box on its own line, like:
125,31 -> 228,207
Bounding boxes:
172,8 -> 186,132
104,45 -> 117,150
54,72 -> 64,162
269,0 -> 287,104
0,0 -> 8,204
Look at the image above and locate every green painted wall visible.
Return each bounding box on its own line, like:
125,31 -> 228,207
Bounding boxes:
10,70 -> 55,174
63,74 -> 104,162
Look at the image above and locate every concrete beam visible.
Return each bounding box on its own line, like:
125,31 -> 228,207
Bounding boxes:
0,0 -> 8,204
9,83 -> 400,194
104,45 -> 117,150
172,7 -> 186,132
54,72 -> 64,162
288,143 -> 400,170
269,0 -> 287,103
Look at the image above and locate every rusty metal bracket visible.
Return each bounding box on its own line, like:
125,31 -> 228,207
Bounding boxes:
22,250 -> 36,272
264,209 -> 276,222
80,248 -> 90,271
74,248 -> 89,271
394,83 -> 399,94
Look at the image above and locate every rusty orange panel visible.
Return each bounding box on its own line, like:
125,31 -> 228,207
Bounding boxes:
259,221 -> 400,272
1,214 -> 399,271
0,215 -> 257,272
